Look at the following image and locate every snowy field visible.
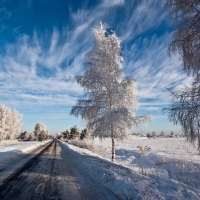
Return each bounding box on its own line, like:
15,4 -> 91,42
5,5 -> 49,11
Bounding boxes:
61,139 -> 200,199
0,140 -> 51,163
68,136 -> 200,192
97,137 -> 199,167
92,137 -> 200,189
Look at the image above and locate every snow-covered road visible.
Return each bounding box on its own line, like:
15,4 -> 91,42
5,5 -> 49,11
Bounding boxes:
0,140 -> 118,200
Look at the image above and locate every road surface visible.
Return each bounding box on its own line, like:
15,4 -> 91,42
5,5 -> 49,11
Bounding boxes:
0,140 -> 118,200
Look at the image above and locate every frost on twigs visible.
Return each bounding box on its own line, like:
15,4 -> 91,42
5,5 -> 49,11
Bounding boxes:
137,145 -> 151,156
163,78 -> 200,150
165,0 -> 200,151
71,22 -> 151,161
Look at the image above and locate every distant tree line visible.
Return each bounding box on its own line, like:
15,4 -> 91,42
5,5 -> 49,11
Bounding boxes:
133,131 -> 182,138
18,122 -> 53,141
57,126 -> 88,141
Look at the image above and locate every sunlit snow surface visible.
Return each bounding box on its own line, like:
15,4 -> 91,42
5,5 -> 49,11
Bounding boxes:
0,140 -> 50,163
100,136 -> 200,170
60,137 -> 200,199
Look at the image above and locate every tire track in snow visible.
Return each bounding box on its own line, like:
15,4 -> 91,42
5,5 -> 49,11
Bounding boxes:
0,140 -> 118,200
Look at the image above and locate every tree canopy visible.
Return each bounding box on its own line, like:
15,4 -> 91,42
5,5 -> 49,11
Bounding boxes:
71,22 -> 151,161
164,0 -> 200,150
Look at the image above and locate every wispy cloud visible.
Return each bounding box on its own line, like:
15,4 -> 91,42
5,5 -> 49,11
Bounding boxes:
123,33 -> 191,112
102,0 -> 125,7
0,1 -> 12,33
0,30 -> 84,108
0,0 -> 189,132
0,0 -> 128,109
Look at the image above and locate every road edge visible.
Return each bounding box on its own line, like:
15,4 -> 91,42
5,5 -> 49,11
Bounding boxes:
0,139 -> 54,191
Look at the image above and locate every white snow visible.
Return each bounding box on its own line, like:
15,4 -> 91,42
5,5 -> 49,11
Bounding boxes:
59,137 -> 200,199
0,140 -> 51,163
1,137 -> 200,199
97,136 -> 200,180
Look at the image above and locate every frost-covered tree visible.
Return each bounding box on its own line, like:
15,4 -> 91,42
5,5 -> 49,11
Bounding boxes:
163,77 -> 200,147
60,129 -> 70,139
7,109 -> 22,140
152,131 -> 156,137
28,133 -> 34,141
0,105 -> 22,141
38,130 -> 47,141
71,23 -> 151,162
80,129 -> 88,140
167,0 -> 200,76
160,131 -> 165,137
0,105 -> 10,141
146,133 -> 151,138
164,0 -> 200,150
170,131 -> 175,137
18,131 -> 30,140
56,132 -> 62,139
34,122 -> 47,140
69,126 -> 80,139
23,132 -> 29,140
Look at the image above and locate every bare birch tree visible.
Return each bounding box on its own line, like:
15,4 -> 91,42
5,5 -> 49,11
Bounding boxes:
163,0 -> 200,149
71,23 -> 151,162
167,0 -> 200,76
163,75 -> 200,148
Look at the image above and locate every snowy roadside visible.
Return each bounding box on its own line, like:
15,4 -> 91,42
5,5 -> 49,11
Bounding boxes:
0,140 -> 18,146
0,140 -> 53,187
59,140 -> 200,200
0,140 -> 52,164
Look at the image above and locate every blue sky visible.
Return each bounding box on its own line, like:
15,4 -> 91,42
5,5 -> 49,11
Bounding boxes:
0,0 -> 191,135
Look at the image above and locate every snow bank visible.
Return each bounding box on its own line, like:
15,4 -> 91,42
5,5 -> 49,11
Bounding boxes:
0,140 -> 52,163
0,140 -> 18,145
59,140 -> 200,200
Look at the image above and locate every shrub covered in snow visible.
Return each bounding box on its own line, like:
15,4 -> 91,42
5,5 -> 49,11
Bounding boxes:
137,145 -> 151,156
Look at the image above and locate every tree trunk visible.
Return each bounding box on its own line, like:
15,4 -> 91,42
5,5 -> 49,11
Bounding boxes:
111,124 -> 115,162
112,136 -> 115,162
